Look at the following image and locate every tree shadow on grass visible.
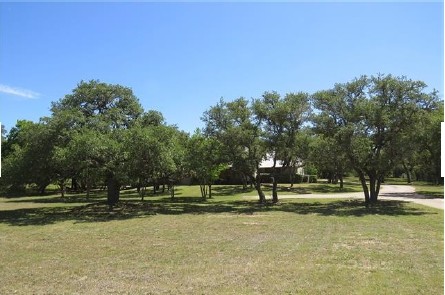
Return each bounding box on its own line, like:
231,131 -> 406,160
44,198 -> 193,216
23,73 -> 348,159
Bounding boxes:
274,199 -> 433,217
415,191 -> 444,199
0,196 -> 438,226
211,186 -> 256,197
261,184 -> 360,194
305,185 -> 360,194
6,195 -> 106,204
383,191 -> 444,199
3,188 -> 182,205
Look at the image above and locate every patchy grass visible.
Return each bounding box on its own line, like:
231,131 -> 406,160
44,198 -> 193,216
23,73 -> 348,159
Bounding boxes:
0,188 -> 443,294
412,182 -> 444,199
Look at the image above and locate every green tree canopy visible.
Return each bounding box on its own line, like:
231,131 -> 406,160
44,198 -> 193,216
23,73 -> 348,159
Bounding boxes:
50,80 -> 144,206
1,120 -> 55,194
186,130 -> 227,199
253,91 -> 311,202
312,74 -> 441,203
203,97 -> 267,203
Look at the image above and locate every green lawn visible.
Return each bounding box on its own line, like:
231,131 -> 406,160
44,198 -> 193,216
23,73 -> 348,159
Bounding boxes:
0,186 -> 443,294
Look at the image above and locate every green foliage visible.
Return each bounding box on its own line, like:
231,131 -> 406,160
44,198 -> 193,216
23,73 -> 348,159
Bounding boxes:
202,97 -> 267,201
50,81 -> 144,202
50,80 -> 143,130
1,81 -> 189,202
252,91 -> 312,201
139,110 -> 165,127
312,74 -> 441,202
253,91 -> 311,166
412,102 -> 443,183
203,98 -> 261,177
303,163 -> 318,176
186,130 -> 227,198
309,135 -> 348,184
125,123 -> 185,196
1,120 -> 55,193
2,75 -> 441,207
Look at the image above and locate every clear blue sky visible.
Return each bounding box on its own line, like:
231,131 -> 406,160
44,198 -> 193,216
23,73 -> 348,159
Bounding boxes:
1,2 -> 443,134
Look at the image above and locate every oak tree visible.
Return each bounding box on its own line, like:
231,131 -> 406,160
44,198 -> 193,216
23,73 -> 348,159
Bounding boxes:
312,74 -> 440,203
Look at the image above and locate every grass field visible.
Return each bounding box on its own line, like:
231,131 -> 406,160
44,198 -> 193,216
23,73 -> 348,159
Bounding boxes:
0,184 -> 443,294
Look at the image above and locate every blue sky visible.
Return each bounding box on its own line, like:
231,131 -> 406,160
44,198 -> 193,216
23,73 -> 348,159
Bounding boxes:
0,2 -> 443,134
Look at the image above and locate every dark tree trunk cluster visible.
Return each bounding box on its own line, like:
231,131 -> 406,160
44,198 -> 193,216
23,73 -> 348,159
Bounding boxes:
107,175 -> 120,208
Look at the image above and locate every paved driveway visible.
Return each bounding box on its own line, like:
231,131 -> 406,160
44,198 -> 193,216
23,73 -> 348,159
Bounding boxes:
378,185 -> 444,210
244,184 -> 444,210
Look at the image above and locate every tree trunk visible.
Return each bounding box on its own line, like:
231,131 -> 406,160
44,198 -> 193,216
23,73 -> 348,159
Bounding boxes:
170,184 -> 175,199
376,176 -> 383,197
242,175 -> 248,190
326,176 -> 331,184
252,174 -> 266,204
368,174 -> 382,203
208,184 -> 212,199
200,184 -> 207,199
59,180 -> 65,198
402,162 -> 412,184
39,183 -> 48,195
289,166 -> 296,188
369,176 -> 377,203
72,178 -> 79,192
140,185 -> 146,201
358,172 -> 370,204
271,176 -> 278,203
107,176 -> 120,208
271,158 -> 279,203
339,175 -> 344,190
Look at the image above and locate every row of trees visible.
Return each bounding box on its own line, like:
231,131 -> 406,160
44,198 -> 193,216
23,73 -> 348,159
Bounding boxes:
1,75 -> 442,205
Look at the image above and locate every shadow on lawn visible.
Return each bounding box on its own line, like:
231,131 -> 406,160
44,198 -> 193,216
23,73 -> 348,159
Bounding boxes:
4,189 -> 179,205
6,195 -> 105,204
0,196 -> 437,226
211,186 -> 257,196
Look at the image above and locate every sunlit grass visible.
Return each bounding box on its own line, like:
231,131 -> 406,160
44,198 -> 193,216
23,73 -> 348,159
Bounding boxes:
0,188 -> 443,294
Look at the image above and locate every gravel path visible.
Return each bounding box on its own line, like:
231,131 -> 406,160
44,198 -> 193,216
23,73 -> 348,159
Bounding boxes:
378,185 -> 444,210
243,184 -> 444,210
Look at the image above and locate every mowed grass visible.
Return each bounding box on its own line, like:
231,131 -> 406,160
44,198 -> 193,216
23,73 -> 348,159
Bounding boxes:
0,185 -> 443,294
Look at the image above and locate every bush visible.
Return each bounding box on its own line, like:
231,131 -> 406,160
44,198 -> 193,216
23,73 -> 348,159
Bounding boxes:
304,164 -> 318,177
